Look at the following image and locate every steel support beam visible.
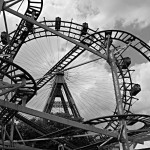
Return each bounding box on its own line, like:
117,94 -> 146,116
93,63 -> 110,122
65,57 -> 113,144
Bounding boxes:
0,140 -> 44,150
5,8 -> 107,60
0,0 -> 4,14
0,78 -> 26,96
109,49 -> 129,150
0,100 -> 118,138
4,0 -> 22,10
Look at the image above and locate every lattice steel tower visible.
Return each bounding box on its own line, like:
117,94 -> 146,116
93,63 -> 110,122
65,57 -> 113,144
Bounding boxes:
43,72 -> 82,120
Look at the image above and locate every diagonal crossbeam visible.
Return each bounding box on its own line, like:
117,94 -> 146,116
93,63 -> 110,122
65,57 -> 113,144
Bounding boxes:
5,7 -> 107,60
0,100 -> 118,138
0,78 -> 26,96
3,0 -> 22,10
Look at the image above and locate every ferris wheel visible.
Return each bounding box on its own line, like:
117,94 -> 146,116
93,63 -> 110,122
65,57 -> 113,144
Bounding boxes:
0,1 -> 150,150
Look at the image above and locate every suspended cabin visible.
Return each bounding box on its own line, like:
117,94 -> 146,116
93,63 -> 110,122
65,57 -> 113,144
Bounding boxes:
20,30 -> 28,41
130,84 -> 141,96
55,17 -> 61,31
25,9 -> 36,32
125,36 -> 135,44
1,31 -> 9,45
25,21 -> 34,32
81,22 -> 88,35
121,57 -> 131,69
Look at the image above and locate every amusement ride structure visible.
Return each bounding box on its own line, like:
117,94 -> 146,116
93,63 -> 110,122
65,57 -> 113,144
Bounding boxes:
0,0 -> 150,150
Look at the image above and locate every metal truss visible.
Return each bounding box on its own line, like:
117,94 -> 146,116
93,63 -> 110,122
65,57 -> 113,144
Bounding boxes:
0,1 -> 150,149
0,57 -> 36,125
43,72 -> 81,119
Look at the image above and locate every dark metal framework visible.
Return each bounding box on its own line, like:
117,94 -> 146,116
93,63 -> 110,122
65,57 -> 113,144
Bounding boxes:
0,0 -> 42,125
0,57 -> 36,125
43,72 -> 82,119
0,0 -> 150,149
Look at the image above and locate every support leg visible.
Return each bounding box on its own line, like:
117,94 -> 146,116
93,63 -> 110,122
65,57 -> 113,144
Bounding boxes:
1,124 -> 5,150
109,50 -> 129,150
0,0 -> 4,14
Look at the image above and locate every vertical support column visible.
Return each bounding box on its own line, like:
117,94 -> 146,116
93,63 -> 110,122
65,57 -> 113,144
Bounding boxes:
3,10 -> 9,34
10,118 -> 14,141
1,123 -> 5,150
0,0 -> 4,14
22,95 -> 27,106
15,124 -> 26,145
109,49 -> 129,150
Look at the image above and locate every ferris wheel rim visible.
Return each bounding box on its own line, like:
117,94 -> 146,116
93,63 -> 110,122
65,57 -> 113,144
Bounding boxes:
16,23 -> 141,115
9,20 -> 146,125
0,12 -> 148,147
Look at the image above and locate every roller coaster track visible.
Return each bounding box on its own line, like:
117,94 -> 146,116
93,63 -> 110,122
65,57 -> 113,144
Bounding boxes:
1,15 -> 150,148
75,114 -> 150,150
0,0 -> 43,77
32,28 -> 150,148
15,113 -> 77,149
0,57 -> 36,124
13,19 -> 150,147
3,0 -> 43,58
85,114 -> 150,127
28,25 -> 147,117
0,0 -> 42,123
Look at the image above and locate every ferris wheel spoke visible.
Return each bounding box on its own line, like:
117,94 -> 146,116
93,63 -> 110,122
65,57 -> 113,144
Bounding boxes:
86,29 -> 144,117
1,0 -> 43,61
36,45 -> 85,89
63,57 -> 101,72
41,57 -> 102,79
4,0 -> 22,9
6,8 -> 107,60
1,7 -> 150,148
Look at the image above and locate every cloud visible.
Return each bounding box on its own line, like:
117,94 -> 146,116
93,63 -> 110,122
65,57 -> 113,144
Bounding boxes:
74,0 -> 150,29
1,0 -> 150,120
1,0 -> 150,34
129,41 -> 150,114
0,1 -> 28,32
40,0 -> 78,21
130,62 -> 150,114
1,2 -> 150,149
66,56 -> 116,120
17,38 -> 116,120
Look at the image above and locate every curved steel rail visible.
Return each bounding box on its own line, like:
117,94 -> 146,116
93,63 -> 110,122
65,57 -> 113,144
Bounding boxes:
2,0 -> 43,59
85,29 -> 150,114
2,17 -> 150,148
75,114 -> 150,150
85,114 -> 150,127
0,57 -> 36,124
12,21 -> 150,145
0,0 -> 42,123
19,19 -> 98,89
23,26 -> 144,120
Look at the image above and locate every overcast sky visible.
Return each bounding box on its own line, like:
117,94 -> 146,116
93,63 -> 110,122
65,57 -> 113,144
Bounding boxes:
1,0 -> 150,148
